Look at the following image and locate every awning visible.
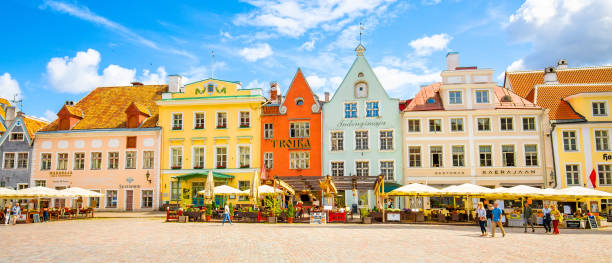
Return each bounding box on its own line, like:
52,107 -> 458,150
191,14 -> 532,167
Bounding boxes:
172,171 -> 234,181
383,182 -> 402,193
277,175 -> 382,192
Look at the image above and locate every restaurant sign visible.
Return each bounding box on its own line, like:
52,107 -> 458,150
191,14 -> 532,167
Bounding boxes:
271,139 -> 311,149
335,119 -> 387,129
481,169 -> 537,175
603,153 -> 612,161
119,184 -> 141,189
50,171 -> 72,177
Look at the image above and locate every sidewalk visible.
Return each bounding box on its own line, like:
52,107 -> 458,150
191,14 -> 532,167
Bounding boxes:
94,211 -> 165,218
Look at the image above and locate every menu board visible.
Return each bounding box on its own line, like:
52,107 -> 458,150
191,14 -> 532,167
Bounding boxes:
566,220 -> 581,229
310,212 -> 327,224
587,215 -> 598,229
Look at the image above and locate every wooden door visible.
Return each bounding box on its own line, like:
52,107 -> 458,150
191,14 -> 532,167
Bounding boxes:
126,190 -> 133,211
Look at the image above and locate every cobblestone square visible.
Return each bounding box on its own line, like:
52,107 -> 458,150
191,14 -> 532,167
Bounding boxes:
0,218 -> 610,263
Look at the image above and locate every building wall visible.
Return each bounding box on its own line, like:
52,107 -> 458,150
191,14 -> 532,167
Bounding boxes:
31,129 -> 161,211
0,122 -> 33,189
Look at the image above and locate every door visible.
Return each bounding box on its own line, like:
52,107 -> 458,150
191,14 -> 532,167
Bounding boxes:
191,182 -> 205,207
126,190 -> 133,211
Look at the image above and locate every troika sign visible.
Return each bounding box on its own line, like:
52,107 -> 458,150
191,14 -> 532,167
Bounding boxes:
271,139 -> 311,149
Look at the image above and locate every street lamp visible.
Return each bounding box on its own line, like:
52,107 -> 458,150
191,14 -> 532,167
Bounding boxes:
145,171 -> 152,184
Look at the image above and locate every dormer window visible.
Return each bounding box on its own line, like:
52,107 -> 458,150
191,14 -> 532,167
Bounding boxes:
592,101 -> 608,116
426,98 -> 436,104
354,82 -> 368,98
295,98 -> 304,106
449,91 -> 462,104
125,102 -> 151,128
501,95 -> 512,102
57,104 -> 83,130
475,90 -> 489,103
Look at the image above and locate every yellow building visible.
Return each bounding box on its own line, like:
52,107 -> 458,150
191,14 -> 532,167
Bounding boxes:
157,75 -> 266,207
505,64 -> 612,214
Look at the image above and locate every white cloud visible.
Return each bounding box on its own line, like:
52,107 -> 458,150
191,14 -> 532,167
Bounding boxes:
306,75 -> 343,91
41,0 -> 195,60
239,43 -> 273,62
46,49 -> 167,93
374,66 -> 440,95
300,39 -> 316,51
245,79 -> 268,90
422,0 -> 442,5
497,58 -> 527,81
409,33 -> 452,56
0,73 -> 21,99
506,0 -> 612,67
40,109 -> 57,122
306,75 -> 327,89
234,0 -> 397,37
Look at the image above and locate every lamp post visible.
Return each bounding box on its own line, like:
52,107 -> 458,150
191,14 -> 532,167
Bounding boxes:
145,171 -> 152,184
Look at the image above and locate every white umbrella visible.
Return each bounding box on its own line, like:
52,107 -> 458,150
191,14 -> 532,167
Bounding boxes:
250,170 -> 260,202
558,186 -> 612,198
60,187 -> 103,197
492,185 -> 543,197
540,188 -> 564,196
442,183 -> 493,195
388,183 -> 442,196
258,185 -> 282,195
203,170 -> 215,203
16,187 -> 75,198
200,185 -> 244,195
0,187 -> 17,197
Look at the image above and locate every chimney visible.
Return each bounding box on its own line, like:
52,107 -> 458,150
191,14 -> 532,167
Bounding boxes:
131,81 -> 143,86
4,106 -> 16,126
324,92 -> 330,102
446,52 -> 459,70
544,67 -> 558,84
168,75 -> 183,93
65,101 -> 74,106
269,82 -> 280,103
557,59 -> 568,69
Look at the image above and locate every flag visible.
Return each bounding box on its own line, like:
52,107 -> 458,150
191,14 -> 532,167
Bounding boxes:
588,169 -> 597,188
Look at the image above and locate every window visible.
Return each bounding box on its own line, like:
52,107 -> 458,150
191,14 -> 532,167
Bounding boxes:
525,145 -> 538,166
379,130 -> 393,151
57,153 -> 68,170
562,131 -> 577,151
479,145 -> 492,167
121,151 -> 134,169
105,190 -> 117,208
240,111 -> 250,128
238,181 -> 250,201
502,145 -> 515,167
17,184 -> 28,190
450,118 -> 464,132
598,164 -> 612,185
296,99 -> 304,106
344,103 -> 357,118
593,101 -> 608,116
500,117 -> 513,131
449,91 -> 462,104
356,161 -> 369,176
170,148 -> 182,169
522,117 -> 536,131
126,136 -> 137,148
355,131 -> 369,150
429,119 -> 441,132
16,153 -> 28,169
193,147 -> 205,169
41,153 -> 52,170
239,146 -> 250,168
452,146 -> 465,167
216,112 -> 227,128
10,132 -> 24,141
477,118 -> 490,131
331,161 -> 344,177
108,152 -> 119,169
289,122 -> 309,138
381,161 -> 394,181
91,152 -> 102,170
264,123 -> 273,139
34,180 -> 46,187
194,112 -> 205,129
216,147 -> 227,169
141,190 -> 153,208
566,165 -> 580,186
475,90 -> 489,103
290,152 -> 310,169
264,152 -> 273,169
172,113 -> 183,130
407,119 -> 420,132
170,181 -> 180,201
408,146 -> 421,167
595,130 -> 610,151
89,190 -> 100,208
4,153 -> 15,169
74,152 -> 85,170
331,131 -> 344,151
143,151 -> 154,169
430,146 -> 443,168
354,82 -> 368,98
366,102 -> 379,117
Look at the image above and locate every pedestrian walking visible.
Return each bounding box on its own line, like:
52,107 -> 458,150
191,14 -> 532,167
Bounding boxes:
490,202 -> 506,237
476,202 -> 487,236
542,204 -> 552,233
3,205 -> 10,225
486,203 -> 493,233
11,203 -> 20,225
43,206 -> 50,223
222,203 -> 232,226
551,205 -> 562,235
523,203 -> 535,233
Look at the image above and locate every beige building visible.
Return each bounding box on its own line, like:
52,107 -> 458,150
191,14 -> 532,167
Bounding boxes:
402,53 -> 554,191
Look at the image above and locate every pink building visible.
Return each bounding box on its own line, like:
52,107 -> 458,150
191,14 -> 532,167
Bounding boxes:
31,84 -> 166,211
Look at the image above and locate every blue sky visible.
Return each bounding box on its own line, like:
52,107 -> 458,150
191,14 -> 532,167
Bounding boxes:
1,0 -> 611,121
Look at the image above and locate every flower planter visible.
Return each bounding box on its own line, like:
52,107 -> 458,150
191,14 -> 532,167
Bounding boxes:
171,166 -> 182,170
362,217 -> 372,224
288,217 -> 294,224
268,216 -> 277,224
206,215 -> 211,221
216,126 -> 226,129
193,166 -> 203,169
216,166 -> 226,169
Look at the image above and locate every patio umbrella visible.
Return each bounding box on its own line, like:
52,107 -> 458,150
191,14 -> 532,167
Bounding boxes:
558,186 -> 612,199
258,185 -> 282,195
203,170 -> 215,204
388,183 -> 442,196
250,170 -> 260,204
442,183 -> 493,196
0,187 -> 17,197
201,185 -> 244,195
16,187 -> 75,198
60,187 -> 103,197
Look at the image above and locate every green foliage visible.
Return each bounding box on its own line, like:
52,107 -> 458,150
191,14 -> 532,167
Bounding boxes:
360,208 -> 370,218
264,196 -> 281,217
228,203 -> 234,216
287,203 -> 295,218
205,204 -> 213,216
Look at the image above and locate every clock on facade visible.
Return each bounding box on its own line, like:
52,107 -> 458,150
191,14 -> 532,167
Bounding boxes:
354,82 -> 368,98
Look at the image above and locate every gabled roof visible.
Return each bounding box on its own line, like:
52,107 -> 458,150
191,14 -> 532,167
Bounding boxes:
493,86 -> 539,109
278,68 -> 321,114
534,83 -> 612,120
63,105 -> 84,118
41,85 -> 167,131
505,66 -> 612,100
22,116 -> 49,139
126,102 -> 151,116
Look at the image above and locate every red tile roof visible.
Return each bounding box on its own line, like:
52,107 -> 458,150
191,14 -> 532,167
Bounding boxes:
534,83 -> 612,120
404,83 -> 444,111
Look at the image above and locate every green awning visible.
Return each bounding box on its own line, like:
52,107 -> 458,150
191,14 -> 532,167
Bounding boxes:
383,182 -> 402,193
172,171 -> 234,181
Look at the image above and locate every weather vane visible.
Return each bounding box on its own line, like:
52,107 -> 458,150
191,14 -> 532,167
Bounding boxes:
11,94 -> 22,112
359,22 -> 364,45
211,50 -> 215,79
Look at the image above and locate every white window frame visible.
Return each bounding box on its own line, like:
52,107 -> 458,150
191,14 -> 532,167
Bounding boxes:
407,145 -> 422,168
40,152 -> 52,171
15,152 -> 29,169
380,160 -> 395,181
379,129 -> 394,151
406,119 -> 422,133
191,146 -> 205,169
474,90 -> 490,104
451,145 -> 465,167
169,146 -> 183,169
430,145 -> 444,168
594,128 -> 611,152
264,123 -> 273,139
478,144 -> 493,167
344,102 -> 358,119
330,131 -> 344,152
596,163 -> 612,186
239,110 -> 251,128
171,112 -> 183,130
561,129 -> 579,152
592,100 -> 608,117
330,161 -> 345,177
499,116 -> 514,131
564,163 -> 582,186
289,122 -> 310,138
105,189 -> 119,208
56,152 -> 69,170
501,144 -> 516,167
215,111 -> 228,129
289,151 -> 310,170
521,116 -> 538,132
448,90 -> 463,105
90,151 -> 103,170
427,118 -> 443,133
193,111 -> 205,130
142,150 -> 155,169
73,152 -> 86,170
108,151 -> 120,170
355,160 -> 370,176
140,189 -> 154,209
449,117 -> 465,133
125,151 -> 137,169
9,132 -> 24,141
237,144 -> 252,168
264,152 -> 273,169
354,130 -> 369,151
476,117 -> 491,132
3,152 -> 15,169
215,145 -> 228,169
524,144 -> 539,167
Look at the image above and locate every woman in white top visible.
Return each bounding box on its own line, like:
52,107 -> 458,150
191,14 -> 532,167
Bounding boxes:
476,202 -> 487,236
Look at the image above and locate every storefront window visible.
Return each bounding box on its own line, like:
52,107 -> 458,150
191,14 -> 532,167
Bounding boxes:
106,190 -> 117,208
142,190 -> 153,208
89,190 -> 100,208
238,181 -> 250,201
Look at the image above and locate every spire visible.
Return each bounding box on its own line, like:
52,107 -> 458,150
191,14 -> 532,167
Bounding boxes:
355,44 -> 365,56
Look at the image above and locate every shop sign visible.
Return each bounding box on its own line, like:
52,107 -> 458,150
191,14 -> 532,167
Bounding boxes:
335,119 -> 387,129
271,139 -> 311,149
49,171 -> 72,177
587,215 -> 599,229
119,184 -> 141,189
53,179 -> 69,184
310,212 -> 327,224
480,169 -> 537,175
566,220 -> 582,229
603,153 -> 612,161
434,171 -> 465,175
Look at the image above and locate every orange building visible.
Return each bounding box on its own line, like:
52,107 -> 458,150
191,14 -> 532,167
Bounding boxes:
260,69 -> 322,179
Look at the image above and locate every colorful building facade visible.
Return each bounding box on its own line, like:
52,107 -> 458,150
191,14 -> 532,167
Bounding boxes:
31,85 -> 165,211
157,76 -> 265,207
260,69 -> 322,179
322,45 -> 403,208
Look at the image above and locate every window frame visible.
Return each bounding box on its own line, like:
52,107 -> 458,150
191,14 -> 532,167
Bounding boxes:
428,118 -> 442,133
355,160 -> 369,176
365,101 -> 380,118
289,151 -> 310,170
449,118 -> 464,132
105,190 -> 118,208
141,189 -> 154,208
73,152 -> 85,170
478,145 -> 493,167
452,145 -> 465,167
215,111 -> 228,129
594,129 -> 611,152
521,116 -> 537,132
597,163 -> 612,186
193,112 -> 205,130
380,160 -> 394,181
125,151 -> 137,169
592,101 -> 608,117
408,146 -> 422,168
448,90 -> 463,105
16,152 -> 29,169
430,145 -> 443,168
562,129 -> 579,152
108,152 -> 120,170
169,147 -> 183,169
40,153 -> 52,171
171,113 -> 183,130
331,161 -> 345,177
407,119 -> 421,133
354,130 -> 369,151
289,122 -> 310,138
56,153 -> 68,170
565,163 -> 581,186
239,111 -> 251,128
237,145 -> 251,168
379,129 -> 394,151
90,152 -> 102,170
215,146 -> 228,169
475,90 -> 490,104
330,131 -> 344,152
344,102 -> 358,119
524,144 -> 538,167
192,146 -> 205,169
264,152 -> 273,169
264,123 -> 273,139
500,117 -> 514,131
476,117 -> 491,132
9,132 -> 24,141
143,151 -> 155,169
501,144 -> 516,167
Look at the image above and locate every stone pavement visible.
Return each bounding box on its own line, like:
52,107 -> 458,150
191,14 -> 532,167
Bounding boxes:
0,218 -> 610,263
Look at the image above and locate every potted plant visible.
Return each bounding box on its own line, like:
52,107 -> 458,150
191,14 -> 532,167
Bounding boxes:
205,204 -> 212,221
264,197 -> 280,223
361,208 -> 372,224
287,203 -> 295,224
229,203 -> 234,221
171,165 -> 182,170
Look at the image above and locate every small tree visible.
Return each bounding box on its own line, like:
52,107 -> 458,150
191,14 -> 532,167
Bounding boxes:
228,202 -> 234,216
205,204 -> 213,216
287,203 -> 295,218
